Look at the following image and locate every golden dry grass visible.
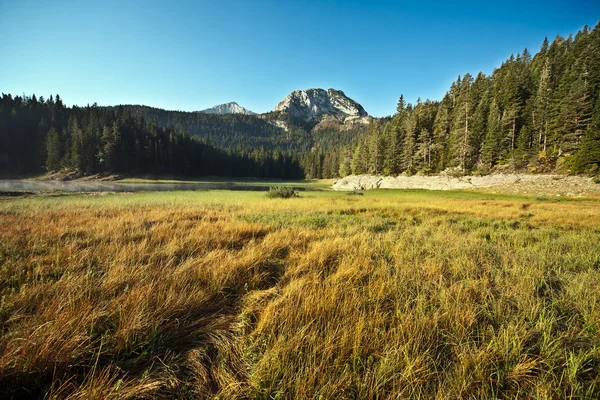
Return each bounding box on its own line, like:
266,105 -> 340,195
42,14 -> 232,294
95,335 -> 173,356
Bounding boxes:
1,189 -> 599,399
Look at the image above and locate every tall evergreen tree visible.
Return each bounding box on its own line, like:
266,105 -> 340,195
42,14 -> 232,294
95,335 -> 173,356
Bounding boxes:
480,99 -> 503,169
45,127 -> 62,171
534,58 -> 552,152
572,101 -> 600,173
396,94 -> 406,114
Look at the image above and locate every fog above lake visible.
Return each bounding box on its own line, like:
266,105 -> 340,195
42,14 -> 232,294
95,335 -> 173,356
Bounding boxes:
0,180 -> 280,193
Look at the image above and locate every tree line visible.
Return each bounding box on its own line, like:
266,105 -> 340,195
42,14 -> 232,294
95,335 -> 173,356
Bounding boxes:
0,95 -> 305,178
0,93 -> 363,179
110,105 -> 367,179
340,23 -> 600,177
109,105 -> 303,150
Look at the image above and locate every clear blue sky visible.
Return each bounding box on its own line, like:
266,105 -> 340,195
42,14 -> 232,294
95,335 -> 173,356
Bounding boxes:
1,0 -> 598,117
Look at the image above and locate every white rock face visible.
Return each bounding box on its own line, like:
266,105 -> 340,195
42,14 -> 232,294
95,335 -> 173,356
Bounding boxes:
275,88 -> 367,121
199,102 -> 255,115
272,120 -> 289,132
344,116 -> 371,125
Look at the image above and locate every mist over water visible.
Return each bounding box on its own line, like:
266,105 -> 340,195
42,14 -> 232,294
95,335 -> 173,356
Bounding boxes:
0,180 -> 278,193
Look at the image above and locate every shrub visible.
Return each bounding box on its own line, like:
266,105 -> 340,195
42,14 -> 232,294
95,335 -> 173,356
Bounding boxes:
593,176 -> 600,184
266,186 -> 299,199
441,166 -> 465,178
346,189 -> 364,196
586,163 -> 599,177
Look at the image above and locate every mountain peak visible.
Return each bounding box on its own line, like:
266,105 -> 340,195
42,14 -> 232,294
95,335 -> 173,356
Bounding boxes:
274,88 -> 367,121
199,102 -> 255,115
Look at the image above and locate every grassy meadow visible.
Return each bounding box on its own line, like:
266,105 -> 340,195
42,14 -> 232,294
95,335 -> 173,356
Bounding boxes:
1,188 -> 600,399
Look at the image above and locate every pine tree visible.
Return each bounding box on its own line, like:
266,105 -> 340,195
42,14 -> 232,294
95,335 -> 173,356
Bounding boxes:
448,74 -> 473,170
533,58 -> 551,152
338,146 -> 353,177
572,102 -> 600,173
396,95 -> 406,114
69,116 -> 84,170
401,108 -> 417,173
102,121 -> 121,172
540,37 -> 549,54
470,89 -> 490,161
381,121 -> 398,175
350,141 -> 367,175
480,99 -> 503,170
412,100 -> 437,172
432,95 -> 452,171
415,128 -> 432,171
367,122 -> 384,174
514,125 -> 534,169
559,67 -> 593,154
45,127 -> 62,171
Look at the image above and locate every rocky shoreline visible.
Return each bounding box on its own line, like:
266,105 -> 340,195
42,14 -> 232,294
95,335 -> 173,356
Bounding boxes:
333,174 -> 600,197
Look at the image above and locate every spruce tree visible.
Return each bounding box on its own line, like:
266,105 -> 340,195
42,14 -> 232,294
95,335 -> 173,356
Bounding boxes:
45,127 -> 62,171
480,99 -> 503,170
396,95 -> 406,114
448,74 -> 473,170
350,141 -> 367,175
432,95 -> 452,171
367,122 -> 384,174
470,90 -> 490,161
401,108 -> 417,174
514,125 -> 534,169
572,101 -> 600,173
102,121 -> 121,172
559,68 -> 593,154
338,147 -> 352,177
533,58 -> 551,152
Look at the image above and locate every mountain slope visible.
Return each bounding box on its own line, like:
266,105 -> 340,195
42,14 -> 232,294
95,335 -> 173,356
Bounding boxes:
107,105 -> 289,150
199,102 -> 255,115
108,89 -> 369,153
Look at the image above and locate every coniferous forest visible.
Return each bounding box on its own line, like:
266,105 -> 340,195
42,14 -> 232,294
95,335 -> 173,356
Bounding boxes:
0,97 -> 305,179
1,24 -> 599,179
342,24 -> 600,177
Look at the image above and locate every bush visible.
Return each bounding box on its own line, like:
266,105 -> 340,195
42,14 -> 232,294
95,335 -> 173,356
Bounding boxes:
585,163 -> 599,177
266,186 -> 299,199
593,176 -> 600,184
346,189 -> 364,196
441,166 -> 465,178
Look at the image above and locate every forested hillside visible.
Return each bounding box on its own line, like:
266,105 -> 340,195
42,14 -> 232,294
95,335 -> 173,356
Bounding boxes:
107,105 -> 296,150
108,105 -> 366,154
0,97 -> 305,178
343,23 -> 600,176
0,97 -> 364,179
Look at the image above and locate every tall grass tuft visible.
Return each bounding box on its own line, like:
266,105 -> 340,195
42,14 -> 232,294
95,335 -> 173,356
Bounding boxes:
266,186 -> 299,199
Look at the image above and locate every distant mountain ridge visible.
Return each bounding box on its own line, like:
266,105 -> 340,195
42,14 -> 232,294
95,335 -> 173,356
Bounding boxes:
199,102 -> 255,115
103,87 -> 369,152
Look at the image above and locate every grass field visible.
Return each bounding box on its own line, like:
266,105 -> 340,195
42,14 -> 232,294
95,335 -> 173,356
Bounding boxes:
1,188 -> 600,399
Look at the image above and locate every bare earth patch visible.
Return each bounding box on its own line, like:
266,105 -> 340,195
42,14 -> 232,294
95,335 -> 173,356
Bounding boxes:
333,174 -> 600,197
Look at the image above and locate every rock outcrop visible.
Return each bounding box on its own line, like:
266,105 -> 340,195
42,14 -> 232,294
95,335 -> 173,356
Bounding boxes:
274,88 -> 367,122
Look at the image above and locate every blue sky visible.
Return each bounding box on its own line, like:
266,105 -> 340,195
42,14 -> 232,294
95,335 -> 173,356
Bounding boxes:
0,0 -> 598,116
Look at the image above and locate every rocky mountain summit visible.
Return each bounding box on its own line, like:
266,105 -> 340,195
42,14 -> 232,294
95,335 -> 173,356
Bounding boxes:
199,102 -> 255,115
274,88 -> 368,122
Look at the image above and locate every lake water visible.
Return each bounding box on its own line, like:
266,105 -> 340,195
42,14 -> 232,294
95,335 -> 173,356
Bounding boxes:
0,180 -> 297,193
